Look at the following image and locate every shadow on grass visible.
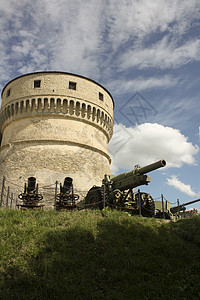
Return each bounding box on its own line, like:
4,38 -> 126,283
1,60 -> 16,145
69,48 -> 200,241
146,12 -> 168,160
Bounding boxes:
1,215 -> 200,300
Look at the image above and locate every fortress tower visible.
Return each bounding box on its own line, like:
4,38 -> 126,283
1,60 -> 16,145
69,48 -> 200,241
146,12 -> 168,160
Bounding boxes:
0,72 -> 114,207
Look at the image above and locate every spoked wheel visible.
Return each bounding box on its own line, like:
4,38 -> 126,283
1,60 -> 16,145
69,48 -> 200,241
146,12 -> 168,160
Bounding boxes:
135,192 -> 155,217
141,194 -> 155,217
85,186 -> 103,210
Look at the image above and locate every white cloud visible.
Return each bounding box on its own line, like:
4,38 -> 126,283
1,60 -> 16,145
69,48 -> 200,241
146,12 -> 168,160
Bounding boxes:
0,0 -> 200,106
105,0 -> 200,47
0,0 -> 199,86
108,123 -> 199,174
167,175 -> 200,197
0,0 -> 106,82
45,0 -> 105,77
142,94 -> 200,130
107,75 -> 179,94
119,37 -> 200,70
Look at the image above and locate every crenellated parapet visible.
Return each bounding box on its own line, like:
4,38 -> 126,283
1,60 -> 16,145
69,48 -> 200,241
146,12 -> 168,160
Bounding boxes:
0,96 -> 113,140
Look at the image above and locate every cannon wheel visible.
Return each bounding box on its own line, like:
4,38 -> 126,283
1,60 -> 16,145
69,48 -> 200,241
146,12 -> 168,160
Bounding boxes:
85,186 -> 103,210
135,192 -> 155,217
142,199 -> 155,217
141,193 -> 155,217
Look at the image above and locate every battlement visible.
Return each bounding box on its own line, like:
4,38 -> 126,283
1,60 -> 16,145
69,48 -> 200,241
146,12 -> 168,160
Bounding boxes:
0,96 -> 113,141
1,71 -> 114,111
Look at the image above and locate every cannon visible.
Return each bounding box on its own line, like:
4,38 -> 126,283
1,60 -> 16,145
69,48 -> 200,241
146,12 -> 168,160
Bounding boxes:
18,177 -> 43,209
85,160 -> 166,217
55,177 -> 79,210
170,198 -> 200,214
155,198 -> 200,219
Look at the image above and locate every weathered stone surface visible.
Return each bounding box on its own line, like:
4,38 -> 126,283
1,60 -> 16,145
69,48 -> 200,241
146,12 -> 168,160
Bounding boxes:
0,72 -> 114,208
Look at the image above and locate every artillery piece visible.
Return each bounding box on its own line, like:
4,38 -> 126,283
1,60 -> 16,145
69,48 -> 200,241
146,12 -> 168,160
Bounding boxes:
55,177 -> 79,210
155,198 -> 200,219
85,160 -> 166,217
18,177 -> 43,209
170,198 -> 200,215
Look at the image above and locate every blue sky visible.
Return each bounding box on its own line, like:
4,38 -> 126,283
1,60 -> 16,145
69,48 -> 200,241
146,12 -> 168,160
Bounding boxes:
0,0 -> 200,210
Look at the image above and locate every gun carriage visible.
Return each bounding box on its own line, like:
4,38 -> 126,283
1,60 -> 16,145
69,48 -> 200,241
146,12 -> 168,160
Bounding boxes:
18,177 -> 44,209
55,177 -> 79,210
85,160 -> 166,217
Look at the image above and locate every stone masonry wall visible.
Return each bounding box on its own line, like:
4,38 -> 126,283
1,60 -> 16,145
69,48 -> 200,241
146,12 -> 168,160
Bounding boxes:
0,72 -> 114,208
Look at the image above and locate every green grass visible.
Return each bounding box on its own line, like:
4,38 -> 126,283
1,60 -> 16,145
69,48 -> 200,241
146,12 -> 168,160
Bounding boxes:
0,209 -> 200,300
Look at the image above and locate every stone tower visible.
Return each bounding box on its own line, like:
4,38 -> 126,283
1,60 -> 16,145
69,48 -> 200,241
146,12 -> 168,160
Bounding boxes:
0,72 -> 114,206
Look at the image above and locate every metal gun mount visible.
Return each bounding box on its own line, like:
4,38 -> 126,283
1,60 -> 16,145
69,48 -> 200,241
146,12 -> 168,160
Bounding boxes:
18,177 -> 43,209
55,177 -> 79,210
85,159 -> 166,217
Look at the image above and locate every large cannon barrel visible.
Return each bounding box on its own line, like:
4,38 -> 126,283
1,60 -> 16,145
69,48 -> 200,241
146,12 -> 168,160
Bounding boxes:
64,177 -> 73,188
27,177 -> 36,193
61,177 -> 73,194
170,198 -> 200,214
138,160 -> 166,175
112,160 -> 166,183
110,159 -> 166,191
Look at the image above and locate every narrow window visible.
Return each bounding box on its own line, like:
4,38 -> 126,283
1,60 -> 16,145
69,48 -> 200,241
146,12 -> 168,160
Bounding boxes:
6,89 -> 11,97
69,81 -> 76,90
99,92 -> 104,101
34,80 -> 41,88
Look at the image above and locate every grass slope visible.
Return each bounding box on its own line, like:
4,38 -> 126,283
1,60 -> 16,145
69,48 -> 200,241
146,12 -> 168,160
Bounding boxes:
0,209 -> 200,300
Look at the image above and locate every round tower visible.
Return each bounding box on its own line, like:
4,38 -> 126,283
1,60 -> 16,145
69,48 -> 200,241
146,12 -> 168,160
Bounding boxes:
0,72 -> 114,207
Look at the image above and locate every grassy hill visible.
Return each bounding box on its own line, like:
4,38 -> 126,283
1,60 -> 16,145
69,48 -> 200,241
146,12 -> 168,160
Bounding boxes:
0,209 -> 200,300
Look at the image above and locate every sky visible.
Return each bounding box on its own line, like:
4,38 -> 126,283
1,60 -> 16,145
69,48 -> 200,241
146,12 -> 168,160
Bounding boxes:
0,0 -> 200,210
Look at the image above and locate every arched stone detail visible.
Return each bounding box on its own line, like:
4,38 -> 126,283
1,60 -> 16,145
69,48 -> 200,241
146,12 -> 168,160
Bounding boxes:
92,107 -> 96,122
56,98 -> 61,113
20,101 -> 24,114
97,109 -> 100,123
100,111 -> 104,125
62,99 -> 68,113
44,98 -> 49,112
31,99 -> 36,112
50,98 -> 55,112
87,105 -> 91,119
69,100 -> 74,116
15,102 -> 19,115
75,102 -> 80,117
26,100 -> 31,113
38,98 -> 43,112
104,114 -> 107,127
0,97 -> 113,139
81,103 -> 86,118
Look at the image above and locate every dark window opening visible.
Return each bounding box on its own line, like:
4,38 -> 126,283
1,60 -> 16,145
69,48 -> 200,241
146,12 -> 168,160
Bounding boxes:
69,81 -> 76,90
6,89 -> 11,97
0,133 -> 2,146
34,80 -> 41,88
99,92 -> 104,101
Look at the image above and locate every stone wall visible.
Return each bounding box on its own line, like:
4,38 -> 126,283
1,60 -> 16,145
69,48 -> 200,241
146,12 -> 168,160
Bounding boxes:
0,72 -> 114,208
